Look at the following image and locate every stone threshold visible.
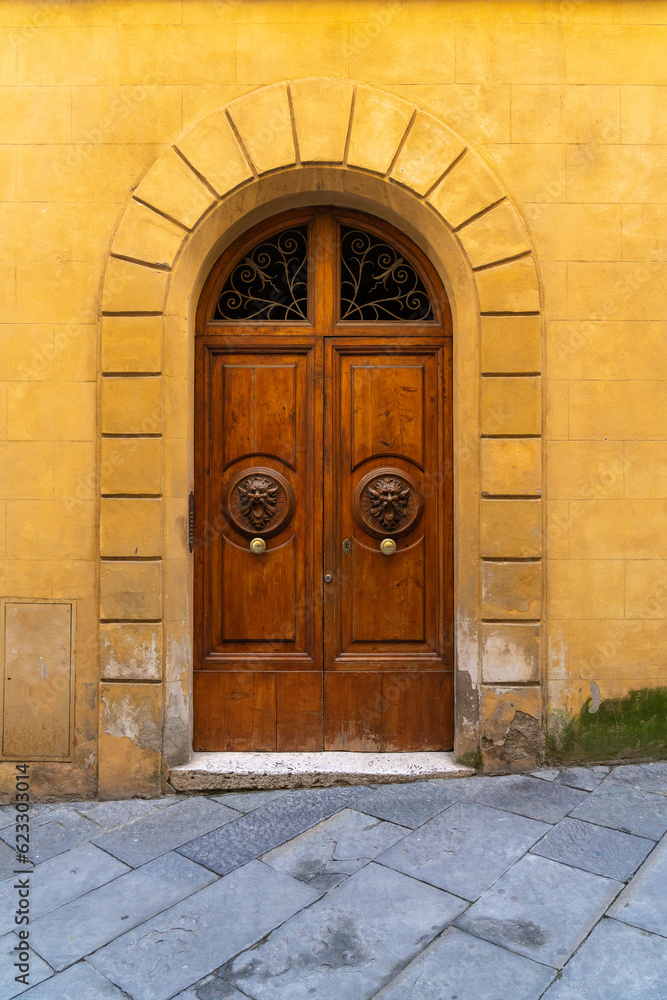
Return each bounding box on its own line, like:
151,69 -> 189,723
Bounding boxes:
169,751 -> 474,791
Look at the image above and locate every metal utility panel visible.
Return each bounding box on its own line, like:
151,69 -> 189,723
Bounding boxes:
2,601 -> 74,760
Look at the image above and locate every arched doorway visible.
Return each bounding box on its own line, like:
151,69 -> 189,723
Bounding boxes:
193,207 -> 454,752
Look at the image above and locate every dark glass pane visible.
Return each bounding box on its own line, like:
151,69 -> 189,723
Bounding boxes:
340,225 -> 434,322
215,225 -> 308,321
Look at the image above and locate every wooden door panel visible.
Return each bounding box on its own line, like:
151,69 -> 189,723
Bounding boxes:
351,364 -> 424,470
194,671 -> 276,751
276,672 -> 323,750
351,537 -> 425,643
222,363 -> 297,469
221,538 -> 296,643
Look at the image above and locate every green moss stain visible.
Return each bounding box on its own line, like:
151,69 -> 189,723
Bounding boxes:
456,750 -> 482,770
547,687 -> 667,765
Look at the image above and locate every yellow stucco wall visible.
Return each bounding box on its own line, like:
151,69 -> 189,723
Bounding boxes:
1,0 -> 666,797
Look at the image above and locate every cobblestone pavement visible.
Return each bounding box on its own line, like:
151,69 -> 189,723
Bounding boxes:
1,762 -> 666,999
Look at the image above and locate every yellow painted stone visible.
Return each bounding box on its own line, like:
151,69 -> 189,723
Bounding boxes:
176,109 -> 253,197
163,438 -> 189,500
569,381 -> 667,439
0,560 -> 52,600
18,25 -> 120,86
549,618 -> 667,678
227,84 -> 295,174
100,560 -> 162,620
566,145 -> 667,205
511,84 -> 620,143
52,559 -> 96,599
290,78 -> 354,163
112,200 -> 184,268
6,500 -> 95,560
482,143 -> 568,204
72,85 -> 182,144
390,112 -> 465,196
568,262 -> 667,322
71,2 -> 182,26
475,258 -> 540,313
545,379 -> 569,441
101,316 -> 162,374
621,85 -> 667,144
625,561 -> 667,619
481,377 -> 541,436
482,561 -> 542,620
0,147 -> 15,201
100,623 -> 162,681
100,498 -> 162,558
54,441 -> 97,502
101,377 -> 161,435
17,261 -> 100,325
547,559 -> 624,620
622,205 -> 667,263
481,316 -> 541,374
428,150 -> 505,229
547,321 -> 667,381
481,684 -> 542,772
8,381 -> 95,441
625,442 -> 667,500
566,24 -> 667,85
117,24 -> 236,85
51,325 -> 97,382
164,558 -> 189,623
481,623 -> 541,683
0,442 -> 54,499
457,201 -> 530,269
392,84 -> 510,145
567,500 -> 667,559
17,143 -> 162,203
547,441 -> 624,500
101,258 -> 168,314
457,24 -> 566,84
349,19 -> 456,85
134,147 -> 215,230
98,682 -> 162,799
481,499 -> 542,558
481,439 -> 542,496
164,498 -> 188,560
101,438 -> 162,496
1,85 -> 71,144
347,86 -> 413,174
526,203 -> 622,262
236,22 -> 348,84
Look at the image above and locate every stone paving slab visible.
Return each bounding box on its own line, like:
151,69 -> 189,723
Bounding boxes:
0,843 -> 129,937
569,781 -> 667,840
352,778 -> 469,829
377,800 -> 550,900
607,762 -> 667,795
531,816 -> 655,881
210,791 -> 286,813
88,861 -> 319,1000
71,798 -> 168,831
0,810 -> 101,865
173,976 -> 251,999
542,918 -> 667,999
20,961 -> 129,998
555,766 -> 607,791
373,926 -> 557,1000
93,797 -> 239,868
30,851 -> 217,971
456,853 -> 622,968
466,774 -> 587,823
262,808 -> 408,891
607,835 -> 667,936
221,861 -> 467,1000
0,841 -> 19,881
0,933 -> 52,999
179,785 -> 369,876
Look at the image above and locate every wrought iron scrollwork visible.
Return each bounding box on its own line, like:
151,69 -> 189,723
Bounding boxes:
215,226 -> 308,321
340,226 -> 434,322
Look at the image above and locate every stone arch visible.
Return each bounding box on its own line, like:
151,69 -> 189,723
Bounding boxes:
97,79 -> 544,797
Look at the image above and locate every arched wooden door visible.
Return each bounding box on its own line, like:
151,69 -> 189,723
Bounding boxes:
194,207 -> 453,751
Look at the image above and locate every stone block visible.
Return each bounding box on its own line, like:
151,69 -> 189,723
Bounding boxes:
569,381 -> 667,439
112,199 -> 184,268
565,501 -> 667,559
475,257 -> 540,313
101,257 -> 168,314
8,381 -> 95,441
374,926 -> 556,1000
6,502 -> 95,560
480,685 -> 543,772
481,438 -> 542,496
570,781 -> 667,841
223,863 -> 465,1000
237,22 -> 347,83
176,109 -> 253,197
0,441 -> 53,499
481,499 -> 542,557
101,315 -> 162,374
263,807 -> 407,892
511,83 -> 620,144
290,77 -> 353,163
100,437 -> 162,495
100,622 -> 162,681
98,681 -> 162,799
349,20 -> 455,84
378,800 -> 550,901
527,203 -> 622,262
608,835 -> 667,937
481,623 -> 541,683
353,778 -> 469,830
547,441 -> 624,500
347,86 -> 413,174
625,442 -> 667,499
89,861 -> 319,1000
467,774 -> 585,824
101,376 -> 161,435
532,817 -> 655,881
566,24 -> 667,85
227,83 -> 295,174
567,262 -> 667,320
428,150 -> 505,229
543,919 -> 667,1000
94,797 -> 237,868
482,561 -> 541,620
100,498 -> 162,558
134,147 -> 215,229
458,201 -> 530,269
390,112 -> 465,195
481,376 -> 541,435
546,560 -> 624,619
456,853 -> 621,968
0,84 -> 71,144
457,23 -> 565,84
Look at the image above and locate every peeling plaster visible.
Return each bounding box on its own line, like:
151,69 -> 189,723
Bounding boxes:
101,693 -> 161,751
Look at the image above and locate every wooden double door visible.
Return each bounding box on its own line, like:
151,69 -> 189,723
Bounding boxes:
194,208 -> 453,751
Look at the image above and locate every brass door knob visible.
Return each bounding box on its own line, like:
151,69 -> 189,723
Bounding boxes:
380,538 -> 397,556
250,537 -> 266,554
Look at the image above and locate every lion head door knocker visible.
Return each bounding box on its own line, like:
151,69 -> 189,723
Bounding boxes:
353,469 -> 424,539
224,468 -> 295,538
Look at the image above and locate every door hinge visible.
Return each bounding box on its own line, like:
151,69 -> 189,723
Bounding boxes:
188,491 -> 195,553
